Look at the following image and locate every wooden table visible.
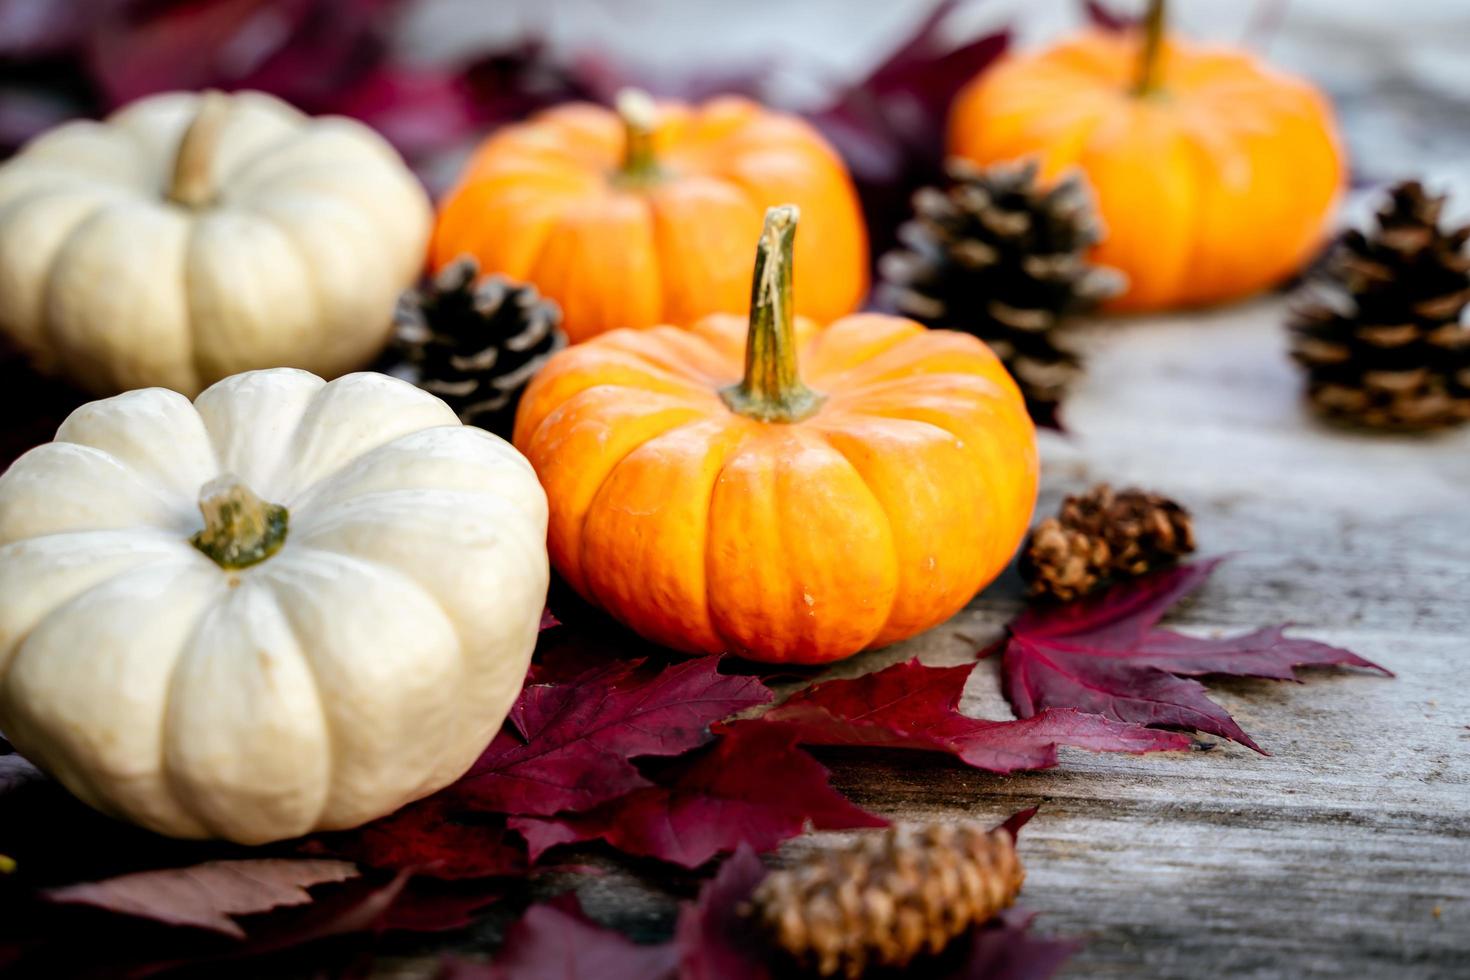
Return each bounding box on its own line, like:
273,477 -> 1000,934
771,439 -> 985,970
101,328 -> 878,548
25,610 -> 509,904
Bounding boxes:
381,295 -> 1469,979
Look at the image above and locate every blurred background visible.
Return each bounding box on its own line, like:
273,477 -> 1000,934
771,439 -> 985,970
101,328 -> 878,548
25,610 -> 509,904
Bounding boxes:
4,0 -> 1468,215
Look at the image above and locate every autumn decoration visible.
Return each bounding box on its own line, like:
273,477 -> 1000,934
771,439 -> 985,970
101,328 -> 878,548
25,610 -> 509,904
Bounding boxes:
880,158 -> 1122,425
1289,180 -> 1470,430
431,90 -> 868,342
0,370 -> 549,843
0,7 -> 1413,978
1020,483 -> 1196,601
0,90 -> 432,396
947,0 -> 1344,311
513,204 -> 1038,663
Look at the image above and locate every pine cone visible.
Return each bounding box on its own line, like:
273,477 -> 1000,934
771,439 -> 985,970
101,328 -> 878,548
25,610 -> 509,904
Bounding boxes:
1289,180 -> 1470,430
1021,484 -> 1195,602
394,258 -> 566,438
879,159 -> 1124,426
750,822 -> 1024,979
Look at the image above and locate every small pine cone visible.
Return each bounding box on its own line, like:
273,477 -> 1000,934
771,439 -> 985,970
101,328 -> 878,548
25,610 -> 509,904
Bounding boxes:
394,257 -> 566,438
879,159 -> 1124,426
1022,484 -> 1195,601
1288,180 -> 1470,430
1018,519 -> 1110,602
751,822 -> 1024,979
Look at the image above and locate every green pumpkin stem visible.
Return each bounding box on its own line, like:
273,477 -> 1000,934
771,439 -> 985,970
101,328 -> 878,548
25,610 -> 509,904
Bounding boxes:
615,88 -> 663,186
191,474 -> 289,570
720,205 -> 826,424
1132,0 -> 1167,97
169,90 -> 230,208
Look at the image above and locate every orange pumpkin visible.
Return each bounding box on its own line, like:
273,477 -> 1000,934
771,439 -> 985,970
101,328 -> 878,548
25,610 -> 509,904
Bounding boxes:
432,91 -> 868,343
514,205 -> 1037,664
947,0 -> 1344,311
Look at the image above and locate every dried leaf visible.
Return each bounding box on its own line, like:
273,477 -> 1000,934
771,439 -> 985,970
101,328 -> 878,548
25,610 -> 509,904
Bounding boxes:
674,843 -> 773,980
734,658 -> 1190,771
460,895 -> 679,980
457,656 -> 772,817
300,796 -> 526,880
510,724 -> 886,869
808,2 -> 1010,256
42,859 -> 359,938
998,559 -> 1391,752
952,908 -> 1083,980
1082,0 -> 1137,31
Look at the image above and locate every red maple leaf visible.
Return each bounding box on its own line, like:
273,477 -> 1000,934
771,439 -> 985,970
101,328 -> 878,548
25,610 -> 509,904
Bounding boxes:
41,859 -> 359,938
730,659 -> 1190,771
456,656 -> 772,817
509,724 -> 886,869
299,796 -> 526,880
997,559 -> 1390,752
674,843 -> 774,980
441,895 -> 678,979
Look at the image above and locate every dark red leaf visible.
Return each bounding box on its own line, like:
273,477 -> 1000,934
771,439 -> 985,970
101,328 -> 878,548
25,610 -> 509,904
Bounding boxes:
998,806 -> 1038,842
510,724 -> 886,869
299,796 -> 526,880
999,560 -> 1390,753
457,656 -> 772,817
377,884 -> 503,934
470,895 -> 679,980
328,66 -> 480,161
86,0 -> 403,109
952,908 -> 1083,980
1082,0 -> 1138,31
734,659 -> 1189,772
807,3 -> 1010,258
0,752 -> 44,795
42,858 -> 359,938
674,844 -> 773,980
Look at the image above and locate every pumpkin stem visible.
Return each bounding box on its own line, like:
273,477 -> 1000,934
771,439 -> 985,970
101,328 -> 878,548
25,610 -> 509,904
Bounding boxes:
720,205 -> 826,424
615,88 -> 663,186
191,474 -> 289,571
168,90 -> 231,208
1132,0 -> 1167,96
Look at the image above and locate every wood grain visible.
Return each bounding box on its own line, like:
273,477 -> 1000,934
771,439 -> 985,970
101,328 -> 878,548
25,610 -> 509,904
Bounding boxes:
378,296 -> 1469,978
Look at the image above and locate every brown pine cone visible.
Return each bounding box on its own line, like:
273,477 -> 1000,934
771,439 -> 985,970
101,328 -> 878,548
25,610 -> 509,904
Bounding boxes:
392,257 -> 566,439
1021,484 -> 1195,601
750,822 -> 1024,979
1289,180 -> 1470,430
879,159 -> 1123,427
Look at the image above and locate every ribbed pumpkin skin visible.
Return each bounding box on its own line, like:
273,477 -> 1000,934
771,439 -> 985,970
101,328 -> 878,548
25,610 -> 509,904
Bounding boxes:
513,314 -> 1037,664
431,97 -> 868,342
947,32 -> 1344,311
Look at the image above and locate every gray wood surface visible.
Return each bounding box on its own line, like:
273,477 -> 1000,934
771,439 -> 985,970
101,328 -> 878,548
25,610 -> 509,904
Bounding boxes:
377,296 -> 1470,978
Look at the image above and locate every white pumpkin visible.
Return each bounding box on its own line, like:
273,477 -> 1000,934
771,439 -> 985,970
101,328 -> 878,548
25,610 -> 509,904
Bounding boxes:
0,90 -> 432,396
0,369 -> 548,844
